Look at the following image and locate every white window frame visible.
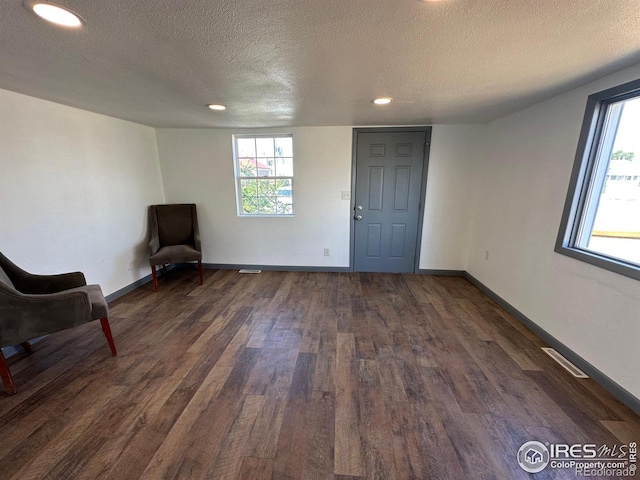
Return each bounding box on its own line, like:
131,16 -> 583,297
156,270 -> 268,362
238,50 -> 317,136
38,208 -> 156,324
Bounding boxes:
555,78 -> 640,281
232,134 -> 294,217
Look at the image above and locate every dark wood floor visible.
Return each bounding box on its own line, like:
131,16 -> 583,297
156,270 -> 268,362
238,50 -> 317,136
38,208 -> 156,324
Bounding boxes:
1,270 -> 638,480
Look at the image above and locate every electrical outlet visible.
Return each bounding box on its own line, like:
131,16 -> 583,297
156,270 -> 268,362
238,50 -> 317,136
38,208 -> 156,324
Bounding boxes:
324,248 -> 330,256
127,261 -> 134,270
341,191 -> 350,200
485,250 -> 490,261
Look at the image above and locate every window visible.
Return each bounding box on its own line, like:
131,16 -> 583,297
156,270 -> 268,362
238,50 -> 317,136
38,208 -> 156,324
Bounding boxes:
556,79 -> 640,280
233,135 -> 294,216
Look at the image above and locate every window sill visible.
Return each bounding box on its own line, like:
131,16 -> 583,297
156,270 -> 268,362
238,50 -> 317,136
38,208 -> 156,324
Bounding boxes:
554,245 -> 640,281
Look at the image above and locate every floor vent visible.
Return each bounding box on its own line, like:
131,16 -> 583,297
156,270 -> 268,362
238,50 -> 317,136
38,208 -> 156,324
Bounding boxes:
542,347 -> 589,378
239,269 -> 262,274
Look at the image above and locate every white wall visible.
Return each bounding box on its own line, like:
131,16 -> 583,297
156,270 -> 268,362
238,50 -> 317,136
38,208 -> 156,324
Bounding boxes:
467,64 -> 640,399
156,127 -> 353,267
0,88 -> 165,295
156,125 -> 479,270
419,125 -> 481,270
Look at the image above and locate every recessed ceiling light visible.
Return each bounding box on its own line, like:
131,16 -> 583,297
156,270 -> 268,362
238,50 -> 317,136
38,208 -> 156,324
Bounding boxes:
373,97 -> 393,105
25,2 -> 84,27
207,104 -> 226,111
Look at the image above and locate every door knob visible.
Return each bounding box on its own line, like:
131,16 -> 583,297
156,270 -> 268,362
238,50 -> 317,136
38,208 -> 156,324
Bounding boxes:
356,205 -> 363,211
355,215 -> 362,221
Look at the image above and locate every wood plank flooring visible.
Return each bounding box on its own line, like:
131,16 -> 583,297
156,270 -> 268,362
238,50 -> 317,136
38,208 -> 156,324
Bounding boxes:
1,270 -> 639,479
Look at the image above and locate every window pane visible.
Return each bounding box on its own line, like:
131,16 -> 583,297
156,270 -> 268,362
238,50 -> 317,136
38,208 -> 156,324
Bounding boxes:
239,159 -> 257,177
237,138 -> 256,158
276,200 -> 293,215
275,137 -> 293,158
581,97 -> 640,265
241,179 -> 258,214
257,179 -> 276,196
276,178 -> 292,198
241,179 -> 257,198
256,137 -> 274,158
274,157 -> 293,177
256,158 -> 272,177
257,197 -> 277,214
242,195 -> 258,214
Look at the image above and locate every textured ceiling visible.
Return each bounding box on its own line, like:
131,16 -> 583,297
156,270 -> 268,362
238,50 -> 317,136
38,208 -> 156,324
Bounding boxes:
2,0 -> 640,128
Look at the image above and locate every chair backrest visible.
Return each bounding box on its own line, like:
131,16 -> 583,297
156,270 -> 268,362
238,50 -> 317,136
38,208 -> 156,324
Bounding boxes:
152,204 -> 197,248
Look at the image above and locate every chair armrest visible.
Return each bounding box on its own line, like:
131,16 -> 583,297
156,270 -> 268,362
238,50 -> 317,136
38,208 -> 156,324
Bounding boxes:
194,229 -> 201,252
12,271 -> 87,295
192,205 -> 202,252
148,237 -> 160,256
148,205 -> 160,256
0,287 -> 92,347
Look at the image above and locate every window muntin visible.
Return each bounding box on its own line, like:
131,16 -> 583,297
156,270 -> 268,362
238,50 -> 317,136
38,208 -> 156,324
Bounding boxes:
233,135 -> 293,216
556,80 -> 640,280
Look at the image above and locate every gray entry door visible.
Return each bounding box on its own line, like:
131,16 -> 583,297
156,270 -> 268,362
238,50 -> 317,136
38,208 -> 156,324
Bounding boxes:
353,130 -> 426,272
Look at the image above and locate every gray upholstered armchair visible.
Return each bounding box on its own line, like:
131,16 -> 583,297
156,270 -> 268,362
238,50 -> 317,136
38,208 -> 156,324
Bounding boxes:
0,251 -> 116,395
148,204 -> 203,291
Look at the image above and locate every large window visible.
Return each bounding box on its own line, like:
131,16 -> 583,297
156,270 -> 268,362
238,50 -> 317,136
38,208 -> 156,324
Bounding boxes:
233,135 -> 294,216
556,79 -> 640,280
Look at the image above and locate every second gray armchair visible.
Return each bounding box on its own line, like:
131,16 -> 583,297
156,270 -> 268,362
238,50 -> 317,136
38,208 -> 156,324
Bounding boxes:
148,204 -> 203,291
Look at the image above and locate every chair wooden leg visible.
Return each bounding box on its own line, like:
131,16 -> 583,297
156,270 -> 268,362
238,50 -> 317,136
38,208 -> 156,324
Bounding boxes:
20,342 -> 33,355
198,260 -> 203,285
0,351 -> 16,395
100,318 -> 117,356
151,265 -> 158,291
